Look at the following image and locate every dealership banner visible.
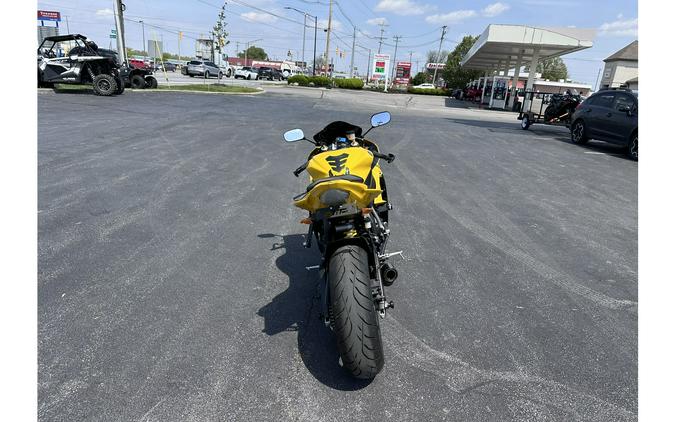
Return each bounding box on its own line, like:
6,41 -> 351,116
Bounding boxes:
371,54 -> 390,81
38,10 -> 61,21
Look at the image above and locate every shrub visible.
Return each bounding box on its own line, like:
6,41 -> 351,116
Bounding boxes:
407,87 -> 449,96
309,76 -> 332,87
287,75 -> 310,86
334,78 -> 364,90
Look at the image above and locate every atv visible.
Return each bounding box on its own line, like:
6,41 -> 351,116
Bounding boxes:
38,34 -> 125,96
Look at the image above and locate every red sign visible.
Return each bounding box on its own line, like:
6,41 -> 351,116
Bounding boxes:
38,10 -> 61,21
426,62 -> 446,70
394,61 -> 412,85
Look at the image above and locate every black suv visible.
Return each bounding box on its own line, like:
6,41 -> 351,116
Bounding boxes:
570,89 -> 638,160
256,66 -> 283,81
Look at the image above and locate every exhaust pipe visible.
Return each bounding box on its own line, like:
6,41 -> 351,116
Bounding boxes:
380,263 -> 398,286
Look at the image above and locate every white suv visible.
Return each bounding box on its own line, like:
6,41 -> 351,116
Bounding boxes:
234,66 -> 258,80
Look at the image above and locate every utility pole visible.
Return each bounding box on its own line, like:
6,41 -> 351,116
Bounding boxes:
366,48 -> 371,82
113,0 -> 127,65
349,26 -> 356,78
140,20 -> 146,58
409,51 -> 413,64
301,13 -> 307,66
323,0 -> 333,76
431,25 -> 447,86
178,31 -> 182,61
390,35 -> 401,82
64,15 -> 70,33
244,38 -> 262,66
313,15 -> 317,75
286,7 -> 316,74
377,22 -> 388,54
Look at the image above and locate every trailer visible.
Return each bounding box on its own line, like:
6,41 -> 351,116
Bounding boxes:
517,90 -> 579,130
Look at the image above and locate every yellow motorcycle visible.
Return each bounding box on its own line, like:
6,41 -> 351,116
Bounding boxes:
283,111 -> 400,379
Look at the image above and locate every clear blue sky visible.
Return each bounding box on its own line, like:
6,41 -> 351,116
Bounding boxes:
37,0 -> 637,86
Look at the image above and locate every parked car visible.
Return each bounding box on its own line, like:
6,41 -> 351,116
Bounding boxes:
570,88 -> 638,160
412,83 -> 435,89
184,60 -> 223,78
129,58 -> 153,70
234,66 -> 258,80
256,66 -> 283,81
155,62 -> 176,72
219,64 -> 234,78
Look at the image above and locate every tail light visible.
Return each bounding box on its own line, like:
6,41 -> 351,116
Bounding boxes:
576,102 -> 582,110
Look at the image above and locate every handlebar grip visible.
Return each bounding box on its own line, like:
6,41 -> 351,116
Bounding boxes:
293,162 -> 308,177
373,151 -> 396,163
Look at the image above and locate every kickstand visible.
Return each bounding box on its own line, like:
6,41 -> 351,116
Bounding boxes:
303,223 -> 313,248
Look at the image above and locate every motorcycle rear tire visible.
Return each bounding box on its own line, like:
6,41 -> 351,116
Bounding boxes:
328,244 -> 384,379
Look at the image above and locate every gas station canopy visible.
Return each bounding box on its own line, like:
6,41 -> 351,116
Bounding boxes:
460,25 -> 595,70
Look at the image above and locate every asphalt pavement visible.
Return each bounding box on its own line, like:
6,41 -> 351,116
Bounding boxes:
38,88 -> 637,421
154,70 -> 286,87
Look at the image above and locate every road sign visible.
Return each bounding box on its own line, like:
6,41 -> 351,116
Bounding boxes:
38,10 -> 61,22
110,29 -> 117,39
372,54 -> 390,81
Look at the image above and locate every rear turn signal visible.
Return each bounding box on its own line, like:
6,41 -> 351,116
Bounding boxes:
300,218 -> 312,225
361,207 -> 372,215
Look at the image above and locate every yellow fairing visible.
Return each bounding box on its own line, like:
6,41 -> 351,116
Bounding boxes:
294,146 -> 385,212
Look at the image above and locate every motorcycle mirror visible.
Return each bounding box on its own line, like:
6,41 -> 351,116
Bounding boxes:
283,129 -> 305,143
370,111 -> 391,128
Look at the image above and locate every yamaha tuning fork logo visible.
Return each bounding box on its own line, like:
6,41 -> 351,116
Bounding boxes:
326,153 -> 349,172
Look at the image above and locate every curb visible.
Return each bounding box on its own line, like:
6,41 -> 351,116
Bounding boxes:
38,87 -> 265,96
145,87 -> 265,95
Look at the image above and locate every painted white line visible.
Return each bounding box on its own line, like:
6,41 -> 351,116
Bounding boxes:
584,152 -> 607,155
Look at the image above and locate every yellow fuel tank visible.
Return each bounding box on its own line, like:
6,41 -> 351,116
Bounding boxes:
294,146 -> 385,212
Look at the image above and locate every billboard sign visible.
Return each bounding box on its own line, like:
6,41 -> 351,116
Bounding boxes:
148,40 -> 163,59
371,54 -> 390,81
426,62 -> 446,70
394,61 -> 412,85
38,10 -> 61,21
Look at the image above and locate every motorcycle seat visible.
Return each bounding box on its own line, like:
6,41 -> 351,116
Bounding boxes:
294,174 -> 364,201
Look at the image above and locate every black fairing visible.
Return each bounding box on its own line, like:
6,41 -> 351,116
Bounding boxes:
313,121 -> 363,144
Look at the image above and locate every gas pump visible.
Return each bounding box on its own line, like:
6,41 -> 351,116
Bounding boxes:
482,77 -> 494,105
489,76 -> 511,109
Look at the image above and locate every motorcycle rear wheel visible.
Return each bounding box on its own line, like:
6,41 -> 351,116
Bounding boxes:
328,244 -> 384,379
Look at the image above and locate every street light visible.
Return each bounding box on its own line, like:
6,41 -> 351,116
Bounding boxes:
284,6 -> 317,76
244,38 -> 263,66
139,20 -> 146,58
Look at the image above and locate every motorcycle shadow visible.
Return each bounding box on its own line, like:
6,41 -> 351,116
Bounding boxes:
256,233 -> 373,391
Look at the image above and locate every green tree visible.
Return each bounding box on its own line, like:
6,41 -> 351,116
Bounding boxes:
126,47 -> 146,57
538,57 -> 568,81
238,46 -> 267,60
524,57 -> 568,80
412,72 -> 430,85
442,35 -> 483,89
427,49 -> 449,64
212,5 -> 230,56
